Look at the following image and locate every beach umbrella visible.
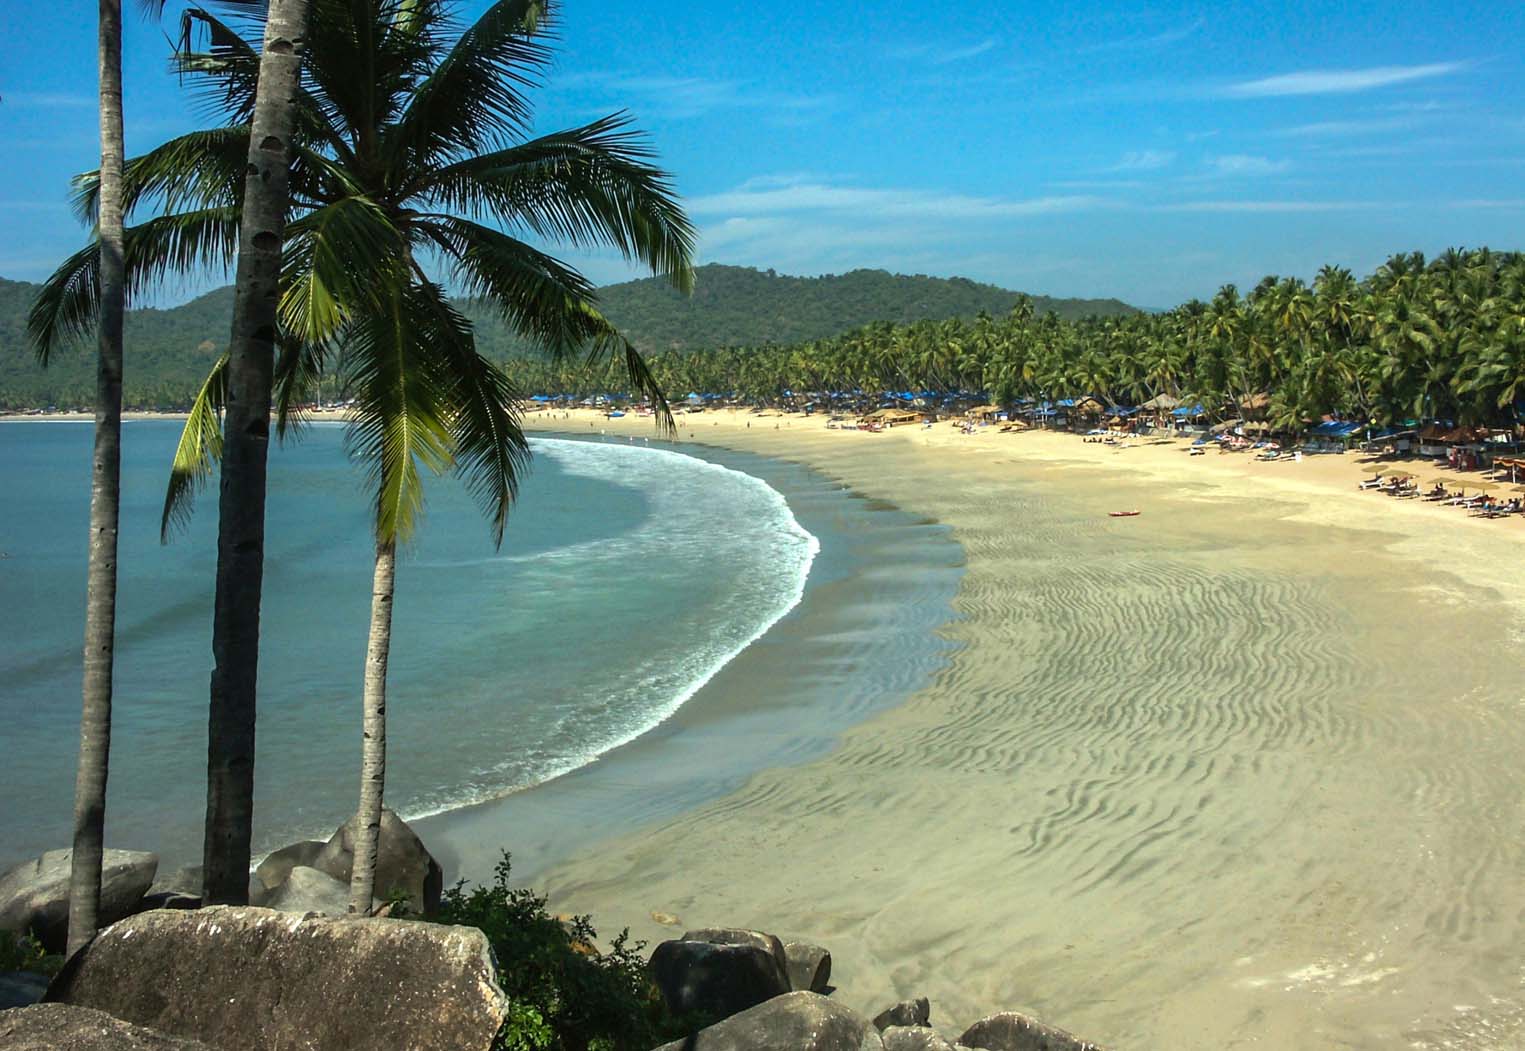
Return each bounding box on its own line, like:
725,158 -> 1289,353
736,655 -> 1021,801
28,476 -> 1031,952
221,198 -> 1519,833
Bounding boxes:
1361,464 -> 1392,474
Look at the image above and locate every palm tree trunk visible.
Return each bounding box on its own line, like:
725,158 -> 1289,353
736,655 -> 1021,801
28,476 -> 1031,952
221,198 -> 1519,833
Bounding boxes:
349,539 -> 395,915
67,0 -> 127,957
202,0 -> 310,906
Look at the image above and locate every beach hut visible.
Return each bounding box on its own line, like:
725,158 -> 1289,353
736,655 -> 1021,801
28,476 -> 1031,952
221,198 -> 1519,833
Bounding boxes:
859,407 -> 921,428
966,404 -> 1005,421
1238,392 -> 1272,420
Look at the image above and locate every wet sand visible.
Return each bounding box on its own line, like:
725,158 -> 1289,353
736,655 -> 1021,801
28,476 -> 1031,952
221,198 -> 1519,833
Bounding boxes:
518,410 -> 1525,1050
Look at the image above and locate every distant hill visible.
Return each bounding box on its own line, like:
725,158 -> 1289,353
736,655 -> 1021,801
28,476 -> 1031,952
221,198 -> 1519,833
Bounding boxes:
0,265 -> 1136,409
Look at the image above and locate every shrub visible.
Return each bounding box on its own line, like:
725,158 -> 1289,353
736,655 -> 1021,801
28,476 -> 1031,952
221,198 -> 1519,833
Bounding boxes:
0,929 -> 60,976
435,852 -> 684,1051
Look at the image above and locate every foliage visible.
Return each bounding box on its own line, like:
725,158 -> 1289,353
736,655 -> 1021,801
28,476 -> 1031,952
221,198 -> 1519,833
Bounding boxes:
435,853 -> 682,1051
0,929 -> 61,977
0,266 -> 1130,411
510,249 -> 1525,431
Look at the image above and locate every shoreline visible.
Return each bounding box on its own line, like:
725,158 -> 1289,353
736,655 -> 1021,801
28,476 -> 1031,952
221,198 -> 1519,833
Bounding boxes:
414,435 -> 962,886
516,407 -> 1525,1050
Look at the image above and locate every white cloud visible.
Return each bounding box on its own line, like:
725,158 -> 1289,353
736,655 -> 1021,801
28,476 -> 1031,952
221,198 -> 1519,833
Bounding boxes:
687,181 -> 1110,221
891,38 -> 1001,64
1111,149 -> 1176,171
1156,200 -> 1384,213
1083,19 -> 1204,54
2,92 -> 95,109
1272,117 -> 1414,138
1221,62 -> 1466,98
552,72 -> 832,121
1206,154 -> 1292,176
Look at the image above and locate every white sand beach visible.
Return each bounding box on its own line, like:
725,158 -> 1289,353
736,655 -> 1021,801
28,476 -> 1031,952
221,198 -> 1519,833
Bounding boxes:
515,408 -> 1525,1050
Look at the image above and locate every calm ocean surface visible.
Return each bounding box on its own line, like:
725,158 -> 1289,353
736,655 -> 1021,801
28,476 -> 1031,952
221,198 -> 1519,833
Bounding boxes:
0,421 -> 834,868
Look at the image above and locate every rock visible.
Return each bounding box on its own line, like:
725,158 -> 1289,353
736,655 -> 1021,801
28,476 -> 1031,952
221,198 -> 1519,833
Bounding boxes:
137,891 -> 201,912
874,998 -> 931,1030
958,1012 -> 1108,1051
47,906 -> 507,1051
253,840 -> 325,893
783,940 -> 832,993
882,1026 -> 957,1051
683,927 -> 791,977
146,865 -> 202,899
261,865 -> 356,916
0,848 -> 157,952
653,990 -> 882,1051
0,1004 -> 219,1050
139,865 -> 267,910
649,939 -> 792,1023
650,910 -> 682,926
0,971 -> 50,1010
312,809 -> 442,915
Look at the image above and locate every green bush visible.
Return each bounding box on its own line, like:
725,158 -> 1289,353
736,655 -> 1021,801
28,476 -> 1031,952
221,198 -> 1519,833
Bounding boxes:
0,930 -> 60,977
435,853 -> 688,1051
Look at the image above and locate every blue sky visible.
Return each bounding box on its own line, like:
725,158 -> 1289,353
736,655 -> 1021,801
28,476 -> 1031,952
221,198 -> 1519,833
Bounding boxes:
2,0 -> 1522,308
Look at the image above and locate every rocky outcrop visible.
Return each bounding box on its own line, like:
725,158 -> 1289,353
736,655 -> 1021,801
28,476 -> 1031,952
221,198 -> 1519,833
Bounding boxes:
46,906 -> 507,1051
783,940 -> 832,993
261,865 -> 354,916
0,1004 -> 218,1050
682,927 -> 791,978
252,840 -> 325,896
309,809 -> 442,915
139,865 -> 205,912
649,938 -> 791,1022
881,1026 -> 957,1051
0,849 -> 157,951
958,1011 -> 1108,1051
874,997 -> 931,1030
0,971 -> 49,1011
653,990 -> 882,1051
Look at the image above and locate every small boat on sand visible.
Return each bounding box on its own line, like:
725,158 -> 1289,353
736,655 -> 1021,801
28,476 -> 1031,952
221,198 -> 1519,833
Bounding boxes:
1109,510 -> 1141,518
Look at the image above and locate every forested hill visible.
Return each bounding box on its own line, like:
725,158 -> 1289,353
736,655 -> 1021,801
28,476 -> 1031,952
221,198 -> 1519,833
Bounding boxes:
517,265 -> 1138,351
0,266 -> 1136,409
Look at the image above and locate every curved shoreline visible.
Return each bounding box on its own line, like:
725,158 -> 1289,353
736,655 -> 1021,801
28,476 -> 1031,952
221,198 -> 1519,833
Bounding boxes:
413,435 -> 964,885
523,410 -> 1525,1051
393,436 -> 823,829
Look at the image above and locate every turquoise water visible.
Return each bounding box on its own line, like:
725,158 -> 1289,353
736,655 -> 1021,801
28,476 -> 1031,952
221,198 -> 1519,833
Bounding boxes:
0,421 -> 822,868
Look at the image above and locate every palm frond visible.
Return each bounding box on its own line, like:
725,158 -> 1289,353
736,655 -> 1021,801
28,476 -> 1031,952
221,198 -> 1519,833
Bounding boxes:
340,282 -> 458,543
160,352 -> 230,541
71,127 -> 250,225
417,112 -> 695,291
273,332 -> 329,438
30,207 -> 240,364
28,244 -> 101,364
415,214 -> 599,351
407,276 -> 531,544
280,195 -> 408,346
384,0 -> 554,171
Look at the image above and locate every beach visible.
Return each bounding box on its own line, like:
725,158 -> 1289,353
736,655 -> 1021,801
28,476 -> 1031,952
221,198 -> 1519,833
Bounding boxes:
508,408 -> 1525,1050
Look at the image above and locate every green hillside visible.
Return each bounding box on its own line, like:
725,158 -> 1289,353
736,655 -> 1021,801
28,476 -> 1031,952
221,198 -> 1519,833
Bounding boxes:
0,266 -> 1135,410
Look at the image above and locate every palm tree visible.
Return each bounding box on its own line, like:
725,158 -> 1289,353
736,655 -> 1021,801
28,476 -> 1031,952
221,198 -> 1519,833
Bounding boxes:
202,0 -> 313,906
56,0 -> 129,956
31,0 -> 693,907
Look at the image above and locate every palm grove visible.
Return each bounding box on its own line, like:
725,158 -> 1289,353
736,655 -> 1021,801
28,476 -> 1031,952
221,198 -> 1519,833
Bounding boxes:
32,0 -> 693,940
517,250 -> 1525,432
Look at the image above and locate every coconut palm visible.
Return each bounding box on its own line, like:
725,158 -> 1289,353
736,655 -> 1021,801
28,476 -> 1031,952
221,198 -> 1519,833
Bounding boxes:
46,0 -> 130,956
33,0 -> 694,906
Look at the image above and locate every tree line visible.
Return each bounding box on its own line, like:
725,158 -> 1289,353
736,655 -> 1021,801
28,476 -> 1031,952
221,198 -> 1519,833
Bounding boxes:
508,248 -> 1525,431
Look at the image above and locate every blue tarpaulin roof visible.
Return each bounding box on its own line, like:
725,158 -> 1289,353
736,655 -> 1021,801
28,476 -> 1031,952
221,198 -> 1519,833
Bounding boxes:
1309,421 -> 1364,437
1171,404 -> 1206,417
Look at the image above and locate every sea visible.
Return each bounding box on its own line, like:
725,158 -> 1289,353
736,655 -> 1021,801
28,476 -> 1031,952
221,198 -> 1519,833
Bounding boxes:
0,420 -> 956,872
